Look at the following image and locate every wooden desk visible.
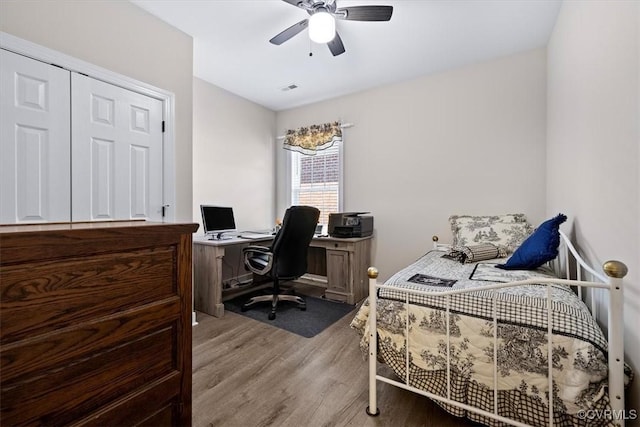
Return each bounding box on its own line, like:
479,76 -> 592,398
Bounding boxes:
193,234 -> 372,317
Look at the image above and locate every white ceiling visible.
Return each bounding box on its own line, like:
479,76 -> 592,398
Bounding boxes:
132,0 -> 562,111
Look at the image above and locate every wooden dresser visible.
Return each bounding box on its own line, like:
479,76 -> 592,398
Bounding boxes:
0,221 -> 198,426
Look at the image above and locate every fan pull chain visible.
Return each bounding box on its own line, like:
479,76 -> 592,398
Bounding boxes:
309,38 -> 313,57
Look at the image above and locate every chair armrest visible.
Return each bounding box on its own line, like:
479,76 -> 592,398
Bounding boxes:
242,245 -> 271,254
243,246 -> 273,275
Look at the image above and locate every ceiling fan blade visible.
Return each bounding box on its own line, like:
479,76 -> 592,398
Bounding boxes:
336,5 -> 393,21
281,0 -> 303,7
327,31 -> 345,56
269,19 -> 309,45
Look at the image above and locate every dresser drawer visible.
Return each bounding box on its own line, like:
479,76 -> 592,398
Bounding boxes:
1,325 -> 177,426
1,247 -> 176,344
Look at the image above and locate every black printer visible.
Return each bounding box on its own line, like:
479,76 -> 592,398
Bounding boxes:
328,212 -> 374,238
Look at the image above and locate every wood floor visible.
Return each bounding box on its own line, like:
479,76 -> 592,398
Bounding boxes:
192,290 -> 477,427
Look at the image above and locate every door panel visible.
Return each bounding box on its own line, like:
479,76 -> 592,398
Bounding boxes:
91,137 -> 115,219
71,74 -> 163,222
0,49 -> 71,224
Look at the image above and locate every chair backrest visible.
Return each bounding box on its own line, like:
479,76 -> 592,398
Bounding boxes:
270,205 -> 320,280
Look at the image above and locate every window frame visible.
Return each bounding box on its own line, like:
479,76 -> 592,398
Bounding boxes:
285,141 -> 344,225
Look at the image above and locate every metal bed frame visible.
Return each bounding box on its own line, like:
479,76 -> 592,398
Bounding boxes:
365,231 -> 627,426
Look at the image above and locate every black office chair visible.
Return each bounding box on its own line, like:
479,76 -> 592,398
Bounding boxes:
241,205 -> 320,320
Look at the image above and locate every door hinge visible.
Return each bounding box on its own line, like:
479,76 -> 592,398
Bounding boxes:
162,121 -> 165,133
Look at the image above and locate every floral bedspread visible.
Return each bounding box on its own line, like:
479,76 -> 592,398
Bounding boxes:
351,251 -> 631,427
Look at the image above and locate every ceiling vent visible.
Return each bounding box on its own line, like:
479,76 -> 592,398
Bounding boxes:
281,84 -> 298,92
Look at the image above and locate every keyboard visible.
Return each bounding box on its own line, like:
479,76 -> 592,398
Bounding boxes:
239,232 -> 272,239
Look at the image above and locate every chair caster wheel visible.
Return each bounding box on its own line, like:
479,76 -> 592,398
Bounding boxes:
268,312 -> 276,320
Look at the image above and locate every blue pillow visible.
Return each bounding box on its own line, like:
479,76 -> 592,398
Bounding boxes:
496,214 -> 567,270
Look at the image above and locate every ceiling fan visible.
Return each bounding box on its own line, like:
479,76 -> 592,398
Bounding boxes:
269,0 -> 393,57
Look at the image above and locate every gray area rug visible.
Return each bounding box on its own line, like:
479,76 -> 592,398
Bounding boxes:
224,291 -> 356,338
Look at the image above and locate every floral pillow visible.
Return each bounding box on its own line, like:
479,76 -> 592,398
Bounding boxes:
443,243 -> 507,264
449,213 -> 527,227
450,214 -> 532,253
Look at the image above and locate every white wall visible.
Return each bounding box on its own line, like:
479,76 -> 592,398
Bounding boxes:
0,0 -> 194,221
193,77 -> 276,234
547,0 -> 639,413
276,48 -> 548,280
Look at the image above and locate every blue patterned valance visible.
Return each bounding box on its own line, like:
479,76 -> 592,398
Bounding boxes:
283,121 -> 342,156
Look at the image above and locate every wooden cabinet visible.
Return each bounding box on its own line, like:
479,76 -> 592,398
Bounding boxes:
302,236 -> 373,304
326,250 -> 349,293
0,221 -> 198,426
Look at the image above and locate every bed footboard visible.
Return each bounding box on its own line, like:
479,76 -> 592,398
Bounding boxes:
365,235 -> 628,427
603,260 -> 627,419
366,267 -> 381,417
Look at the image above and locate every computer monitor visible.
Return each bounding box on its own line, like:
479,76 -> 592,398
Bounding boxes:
200,205 -> 236,240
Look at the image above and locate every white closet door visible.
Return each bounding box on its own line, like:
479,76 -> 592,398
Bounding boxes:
71,73 -> 163,222
0,49 -> 71,224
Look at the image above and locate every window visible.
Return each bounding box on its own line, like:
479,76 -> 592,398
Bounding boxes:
289,142 -> 343,225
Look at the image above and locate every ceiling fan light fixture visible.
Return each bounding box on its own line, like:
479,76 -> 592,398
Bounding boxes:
308,11 -> 335,44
